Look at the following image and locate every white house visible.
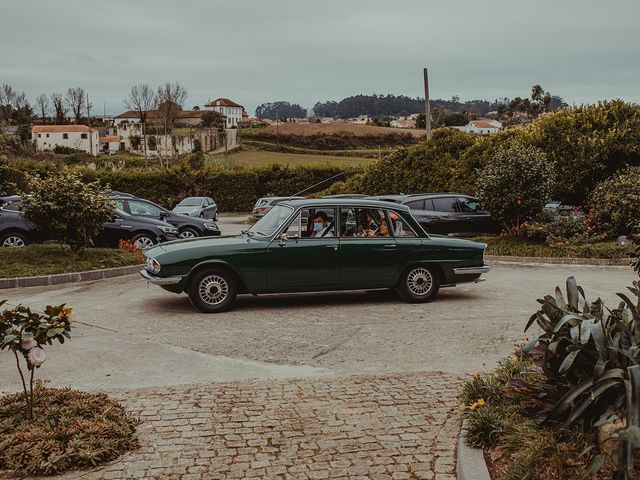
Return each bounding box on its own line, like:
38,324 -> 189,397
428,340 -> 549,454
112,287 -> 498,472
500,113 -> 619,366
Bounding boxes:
203,98 -> 244,128
390,119 -> 416,129
454,119 -> 502,135
32,125 -> 99,156
113,111 -> 143,126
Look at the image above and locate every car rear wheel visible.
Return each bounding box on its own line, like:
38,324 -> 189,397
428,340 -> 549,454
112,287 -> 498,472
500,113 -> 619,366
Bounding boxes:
188,269 -> 237,313
1,231 -> 28,247
397,265 -> 440,303
179,227 -> 199,239
131,233 -> 156,250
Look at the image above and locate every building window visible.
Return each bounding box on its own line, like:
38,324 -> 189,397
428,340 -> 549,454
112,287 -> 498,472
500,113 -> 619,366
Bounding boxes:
81,133 -> 88,139
63,133 -> 68,139
46,133 -> 50,138
38,134 -> 41,138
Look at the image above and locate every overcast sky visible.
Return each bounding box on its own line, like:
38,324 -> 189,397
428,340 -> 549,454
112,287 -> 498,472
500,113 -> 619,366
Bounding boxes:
1,0 -> 638,115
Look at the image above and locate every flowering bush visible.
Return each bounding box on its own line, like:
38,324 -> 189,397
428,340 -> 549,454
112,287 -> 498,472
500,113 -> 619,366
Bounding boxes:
0,300 -> 72,419
511,212 -> 605,246
118,239 -> 144,263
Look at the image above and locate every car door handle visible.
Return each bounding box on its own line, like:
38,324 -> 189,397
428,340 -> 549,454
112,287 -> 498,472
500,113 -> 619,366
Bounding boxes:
383,244 -> 397,249
325,244 -> 339,251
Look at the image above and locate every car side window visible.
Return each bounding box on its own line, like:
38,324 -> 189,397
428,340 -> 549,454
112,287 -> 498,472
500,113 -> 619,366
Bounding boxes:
456,197 -> 481,213
285,208 -> 336,239
341,208 -> 390,238
129,200 -> 162,216
431,197 -> 457,213
388,210 -> 418,237
406,199 -> 424,210
112,199 -> 126,211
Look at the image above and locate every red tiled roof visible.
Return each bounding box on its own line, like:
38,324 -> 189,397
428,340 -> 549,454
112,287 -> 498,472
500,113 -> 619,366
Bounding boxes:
471,120 -> 498,129
115,111 -> 141,119
99,135 -> 119,143
33,125 -> 93,133
204,98 -> 243,108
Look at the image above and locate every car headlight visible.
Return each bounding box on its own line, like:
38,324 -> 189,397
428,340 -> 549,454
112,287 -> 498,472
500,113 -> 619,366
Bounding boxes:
161,226 -> 178,234
146,257 -> 161,274
203,222 -> 218,231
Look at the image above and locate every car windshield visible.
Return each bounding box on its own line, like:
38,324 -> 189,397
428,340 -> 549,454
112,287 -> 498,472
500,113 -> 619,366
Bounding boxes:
248,204 -> 293,237
178,198 -> 202,206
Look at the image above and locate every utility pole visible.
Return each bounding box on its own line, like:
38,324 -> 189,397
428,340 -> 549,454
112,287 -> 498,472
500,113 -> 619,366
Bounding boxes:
423,67 -> 432,140
87,93 -> 93,156
276,110 -> 279,147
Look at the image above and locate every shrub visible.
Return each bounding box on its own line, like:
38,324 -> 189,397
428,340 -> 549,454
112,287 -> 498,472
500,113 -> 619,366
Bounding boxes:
0,300 -> 72,419
247,131 -> 418,150
21,171 -> 115,252
476,143 -> 555,230
53,145 -> 84,155
588,166 -> 640,237
512,212 -> 605,246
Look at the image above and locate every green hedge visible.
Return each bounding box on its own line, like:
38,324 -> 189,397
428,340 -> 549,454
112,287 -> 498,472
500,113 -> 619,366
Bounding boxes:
475,236 -> 629,259
245,131 -> 419,150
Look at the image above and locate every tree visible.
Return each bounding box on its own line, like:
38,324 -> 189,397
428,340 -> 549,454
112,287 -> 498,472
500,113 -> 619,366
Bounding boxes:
476,143 -> 555,231
156,82 -> 187,134
65,87 -> 86,123
51,93 -> 66,123
415,113 -> 426,129
21,171 -> 115,253
201,110 -> 224,129
443,112 -> 469,126
35,94 -> 49,124
255,101 -> 306,120
0,84 -> 31,125
124,84 -> 157,161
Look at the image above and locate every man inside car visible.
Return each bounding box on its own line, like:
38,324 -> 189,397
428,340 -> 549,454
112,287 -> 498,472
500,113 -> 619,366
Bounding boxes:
311,211 -> 334,238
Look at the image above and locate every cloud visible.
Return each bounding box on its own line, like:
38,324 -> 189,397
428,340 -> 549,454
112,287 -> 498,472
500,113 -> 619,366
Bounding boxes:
1,0 -> 638,115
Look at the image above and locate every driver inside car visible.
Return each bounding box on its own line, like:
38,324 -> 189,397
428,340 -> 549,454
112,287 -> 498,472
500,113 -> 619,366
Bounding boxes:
311,211 -> 333,238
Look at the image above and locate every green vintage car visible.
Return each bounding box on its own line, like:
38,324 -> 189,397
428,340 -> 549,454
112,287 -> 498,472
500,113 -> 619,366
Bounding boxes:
140,199 -> 491,313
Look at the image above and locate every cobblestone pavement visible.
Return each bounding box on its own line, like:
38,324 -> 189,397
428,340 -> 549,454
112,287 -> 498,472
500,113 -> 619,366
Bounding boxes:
52,372 -> 463,480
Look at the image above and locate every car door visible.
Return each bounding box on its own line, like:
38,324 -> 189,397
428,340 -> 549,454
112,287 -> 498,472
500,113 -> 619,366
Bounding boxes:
339,207 -> 402,289
454,197 -> 497,235
266,207 -> 340,292
127,199 -> 165,221
428,196 -> 462,235
98,211 -> 134,246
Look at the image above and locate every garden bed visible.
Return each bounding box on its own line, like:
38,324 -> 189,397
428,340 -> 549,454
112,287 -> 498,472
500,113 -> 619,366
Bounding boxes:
475,236 -> 629,260
0,244 -> 142,278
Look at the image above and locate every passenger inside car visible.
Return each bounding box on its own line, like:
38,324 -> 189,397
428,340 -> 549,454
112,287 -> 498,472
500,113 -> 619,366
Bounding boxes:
311,211 -> 334,238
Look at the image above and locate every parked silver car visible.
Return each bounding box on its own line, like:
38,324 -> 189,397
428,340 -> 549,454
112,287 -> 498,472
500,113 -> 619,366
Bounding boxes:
172,197 -> 218,220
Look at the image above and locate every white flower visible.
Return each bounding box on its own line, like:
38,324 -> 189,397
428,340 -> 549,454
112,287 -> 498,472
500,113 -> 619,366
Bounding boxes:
21,337 -> 37,350
28,347 -> 47,367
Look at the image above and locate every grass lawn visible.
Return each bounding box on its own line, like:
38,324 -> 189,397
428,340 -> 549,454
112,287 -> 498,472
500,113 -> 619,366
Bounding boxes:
475,235 -> 629,259
0,244 -> 142,279
212,150 -> 374,168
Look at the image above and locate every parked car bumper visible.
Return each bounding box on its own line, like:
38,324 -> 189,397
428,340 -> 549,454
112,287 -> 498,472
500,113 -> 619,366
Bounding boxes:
140,269 -> 183,286
452,265 -> 492,275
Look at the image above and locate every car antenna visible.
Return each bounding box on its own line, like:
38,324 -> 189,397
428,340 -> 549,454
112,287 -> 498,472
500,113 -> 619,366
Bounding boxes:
291,172 -> 345,197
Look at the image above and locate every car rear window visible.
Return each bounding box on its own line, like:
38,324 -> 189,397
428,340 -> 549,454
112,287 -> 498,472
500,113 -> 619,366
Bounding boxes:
406,199 -> 424,210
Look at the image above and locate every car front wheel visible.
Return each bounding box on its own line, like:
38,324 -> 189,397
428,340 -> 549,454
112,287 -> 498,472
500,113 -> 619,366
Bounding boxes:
397,265 -> 440,303
1,231 -> 28,247
188,269 -> 237,313
131,233 -> 156,250
179,227 -> 199,239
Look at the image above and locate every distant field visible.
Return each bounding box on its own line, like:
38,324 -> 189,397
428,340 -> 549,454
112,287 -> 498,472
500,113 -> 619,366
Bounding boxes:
215,150 -> 373,168
256,122 -> 427,138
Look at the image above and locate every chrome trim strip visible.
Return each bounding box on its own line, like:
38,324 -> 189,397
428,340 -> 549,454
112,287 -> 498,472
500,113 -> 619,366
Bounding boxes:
140,269 -> 182,285
453,265 -> 492,275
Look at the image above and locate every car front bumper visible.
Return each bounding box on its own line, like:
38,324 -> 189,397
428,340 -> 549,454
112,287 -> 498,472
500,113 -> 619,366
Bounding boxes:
140,269 -> 183,285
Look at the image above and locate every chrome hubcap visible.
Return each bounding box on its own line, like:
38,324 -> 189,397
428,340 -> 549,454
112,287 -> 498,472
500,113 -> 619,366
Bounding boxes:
199,275 -> 229,305
2,236 -> 25,247
179,230 -> 196,239
134,236 -> 155,249
407,268 -> 433,296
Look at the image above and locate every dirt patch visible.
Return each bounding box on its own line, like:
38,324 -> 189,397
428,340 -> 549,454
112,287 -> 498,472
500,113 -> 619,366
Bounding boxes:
260,122 -> 427,138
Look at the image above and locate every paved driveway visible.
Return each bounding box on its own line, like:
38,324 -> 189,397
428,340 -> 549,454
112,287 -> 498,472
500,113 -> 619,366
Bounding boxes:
1,217 -> 634,479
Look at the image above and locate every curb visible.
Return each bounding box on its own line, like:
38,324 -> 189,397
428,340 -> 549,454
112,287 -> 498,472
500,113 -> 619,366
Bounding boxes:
0,264 -> 144,290
457,419 -> 491,480
485,254 -> 629,266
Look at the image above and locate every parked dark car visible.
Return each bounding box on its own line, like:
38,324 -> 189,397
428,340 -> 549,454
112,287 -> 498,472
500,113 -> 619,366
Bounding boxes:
110,194 -> 221,239
252,196 -> 305,220
141,198 -> 490,313
0,197 -> 179,248
372,193 -> 500,236
172,197 -> 218,220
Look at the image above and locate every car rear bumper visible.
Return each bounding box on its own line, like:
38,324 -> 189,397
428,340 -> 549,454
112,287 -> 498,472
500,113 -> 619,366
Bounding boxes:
452,265 -> 492,275
140,269 -> 182,285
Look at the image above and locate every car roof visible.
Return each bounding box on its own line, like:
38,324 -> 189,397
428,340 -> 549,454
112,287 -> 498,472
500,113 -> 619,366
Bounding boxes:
405,192 -> 476,199
280,198 -> 411,211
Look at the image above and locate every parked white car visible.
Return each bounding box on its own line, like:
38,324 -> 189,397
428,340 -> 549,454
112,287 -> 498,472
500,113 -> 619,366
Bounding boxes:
172,197 -> 219,220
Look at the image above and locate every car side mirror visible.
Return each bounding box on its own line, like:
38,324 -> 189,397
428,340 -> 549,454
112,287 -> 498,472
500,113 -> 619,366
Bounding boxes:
278,233 -> 288,246
160,211 -> 169,219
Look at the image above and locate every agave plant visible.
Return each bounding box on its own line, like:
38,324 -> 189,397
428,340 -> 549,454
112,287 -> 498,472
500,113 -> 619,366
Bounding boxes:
523,277 -> 640,478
